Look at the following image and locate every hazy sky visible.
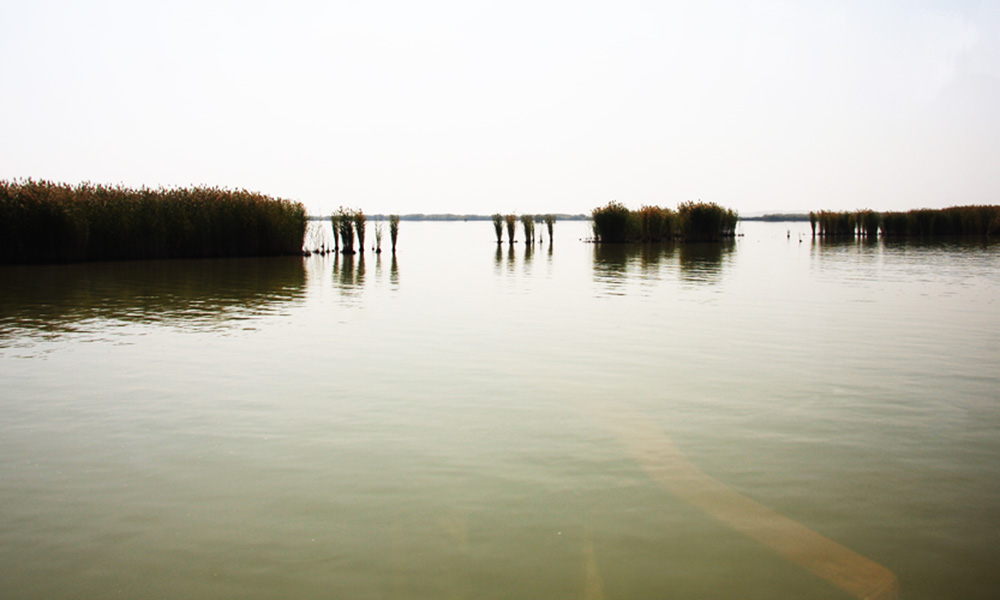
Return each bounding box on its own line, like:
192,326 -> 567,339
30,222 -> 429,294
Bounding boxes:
2,1 -> 997,216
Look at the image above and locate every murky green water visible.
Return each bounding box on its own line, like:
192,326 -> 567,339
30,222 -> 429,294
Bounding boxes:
1,221 -> 998,599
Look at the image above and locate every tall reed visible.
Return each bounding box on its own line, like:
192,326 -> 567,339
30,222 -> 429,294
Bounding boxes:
545,214 -> 555,242
0,179 -> 306,263
505,214 -> 517,244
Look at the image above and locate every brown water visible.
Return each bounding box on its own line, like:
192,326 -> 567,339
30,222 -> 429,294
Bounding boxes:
1,221 -> 998,599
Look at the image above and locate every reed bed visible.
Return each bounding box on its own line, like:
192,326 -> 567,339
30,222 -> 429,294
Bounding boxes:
809,206 -> 999,238
591,200 -> 736,243
879,205 -> 1000,237
857,210 -> 881,238
812,211 -> 857,237
0,179 -> 306,263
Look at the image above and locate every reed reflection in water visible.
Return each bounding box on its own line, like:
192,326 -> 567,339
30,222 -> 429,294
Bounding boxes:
677,241 -> 734,284
592,241 -> 735,295
0,257 -> 306,345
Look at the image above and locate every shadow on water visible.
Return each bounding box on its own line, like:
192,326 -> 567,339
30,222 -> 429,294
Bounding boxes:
0,256 -> 306,343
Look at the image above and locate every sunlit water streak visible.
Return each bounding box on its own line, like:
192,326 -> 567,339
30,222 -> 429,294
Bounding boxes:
1,221 -> 998,599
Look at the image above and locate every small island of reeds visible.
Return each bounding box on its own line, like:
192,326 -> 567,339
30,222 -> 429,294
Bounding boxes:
0,179 -> 307,264
809,205 -> 1000,238
591,201 -> 738,243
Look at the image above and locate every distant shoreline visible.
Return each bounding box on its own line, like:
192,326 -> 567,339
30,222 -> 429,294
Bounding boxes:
739,213 -> 810,222
308,213 -> 591,222
308,213 -> 811,222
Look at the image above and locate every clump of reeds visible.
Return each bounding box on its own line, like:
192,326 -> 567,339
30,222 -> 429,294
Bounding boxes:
677,201 -> 738,242
591,200 -> 736,243
505,214 -> 517,244
330,212 -> 342,252
0,178 -> 307,263
353,210 -> 367,252
493,213 -> 504,244
521,214 -> 535,244
807,205 -> 1000,238
856,210 -> 880,238
336,207 -> 356,254
591,201 -> 636,243
637,205 -> 678,241
374,220 -> 384,253
809,211 -> 818,236
389,214 -> 399,252
815,211 -> 856,237
545,214 -> 555,242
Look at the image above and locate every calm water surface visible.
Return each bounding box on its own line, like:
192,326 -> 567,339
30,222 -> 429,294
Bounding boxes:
1,221 -> 998,599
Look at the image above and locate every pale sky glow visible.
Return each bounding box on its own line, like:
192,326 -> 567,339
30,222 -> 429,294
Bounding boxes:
2,1 -> 997,216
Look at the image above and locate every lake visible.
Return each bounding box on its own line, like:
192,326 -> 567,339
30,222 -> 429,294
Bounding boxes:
1,220 -> 998,599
